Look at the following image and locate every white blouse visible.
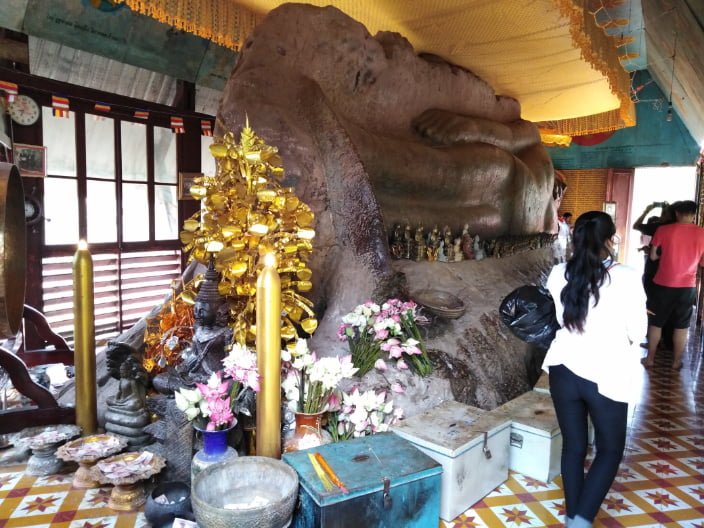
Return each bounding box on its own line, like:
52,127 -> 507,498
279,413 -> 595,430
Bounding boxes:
541,262 -> 647,404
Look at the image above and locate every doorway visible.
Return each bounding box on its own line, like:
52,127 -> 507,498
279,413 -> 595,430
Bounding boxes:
626,166 -> 697,269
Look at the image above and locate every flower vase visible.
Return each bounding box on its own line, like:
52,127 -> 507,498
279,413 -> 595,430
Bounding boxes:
191,426 -> 238,481
283,411 -> 332,453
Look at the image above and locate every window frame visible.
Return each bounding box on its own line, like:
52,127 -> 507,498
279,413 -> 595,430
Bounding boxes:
42,109 -> 180,254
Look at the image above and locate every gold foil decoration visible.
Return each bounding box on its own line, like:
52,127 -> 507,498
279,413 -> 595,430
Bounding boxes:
142,281 -> 196,375
181,121 -> 317,345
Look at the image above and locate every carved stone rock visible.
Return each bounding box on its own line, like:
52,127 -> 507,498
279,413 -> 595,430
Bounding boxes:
218,3 -> 558,348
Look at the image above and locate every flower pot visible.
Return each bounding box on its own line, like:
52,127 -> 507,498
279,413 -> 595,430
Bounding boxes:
191,425 -> 238,481
283,411 -> 332,453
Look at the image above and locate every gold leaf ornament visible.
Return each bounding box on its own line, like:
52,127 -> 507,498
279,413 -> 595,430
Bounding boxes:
182,122 -> 318,345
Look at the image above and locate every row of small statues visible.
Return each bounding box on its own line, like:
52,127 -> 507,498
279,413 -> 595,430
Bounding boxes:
390,224 -> 558,262
390,223 -> 486,262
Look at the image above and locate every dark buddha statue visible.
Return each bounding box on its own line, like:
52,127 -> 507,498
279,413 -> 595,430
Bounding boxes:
104,343 -> 150,447
153,259 -> 232,395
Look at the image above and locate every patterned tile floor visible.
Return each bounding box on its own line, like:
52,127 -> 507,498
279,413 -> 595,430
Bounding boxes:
0,469 -> 150,528
445,334 -> 704,528
1,336 -> 702,527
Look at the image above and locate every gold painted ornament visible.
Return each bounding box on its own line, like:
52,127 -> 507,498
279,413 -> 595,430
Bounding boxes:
181,121 -> 317,345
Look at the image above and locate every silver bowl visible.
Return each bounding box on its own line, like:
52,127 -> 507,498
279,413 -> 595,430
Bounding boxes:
192,456 -> 299,528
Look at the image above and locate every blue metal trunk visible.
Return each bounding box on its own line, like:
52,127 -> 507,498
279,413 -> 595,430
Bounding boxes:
283,433 -> 442,528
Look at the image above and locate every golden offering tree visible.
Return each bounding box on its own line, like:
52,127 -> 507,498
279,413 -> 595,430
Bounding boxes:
180,121 -> 318,346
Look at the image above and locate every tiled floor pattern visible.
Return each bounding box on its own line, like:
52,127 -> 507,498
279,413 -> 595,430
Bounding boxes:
0,469 -> 150,528
1,343 -> 702,527
445,341 -> 704,528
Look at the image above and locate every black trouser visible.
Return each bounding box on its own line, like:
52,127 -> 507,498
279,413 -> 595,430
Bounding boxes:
549,364 -> 628,522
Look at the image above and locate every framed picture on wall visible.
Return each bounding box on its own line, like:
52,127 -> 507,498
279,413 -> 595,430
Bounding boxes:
603,201 -> 616,220
13,143 -> 46,177
178,172 -> 202,200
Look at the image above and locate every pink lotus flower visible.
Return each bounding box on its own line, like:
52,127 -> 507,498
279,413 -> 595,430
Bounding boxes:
206,396 -> 235,431
246,370 -> 260,392
374,359 -> 387,371
389,345 -> 403,359
390,382 -> 405,394
380,338 -> 400,351
396,359 -> 409,370
196,372 -> 229,401
327,391 -> 342,412
375,328 -> 389,340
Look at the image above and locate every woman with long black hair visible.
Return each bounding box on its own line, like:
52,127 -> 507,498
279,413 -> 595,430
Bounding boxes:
542,211 -> 647,528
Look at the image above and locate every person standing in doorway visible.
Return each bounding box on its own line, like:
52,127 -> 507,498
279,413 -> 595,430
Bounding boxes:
642,200 -> 704,370
556,212 -> 573,261
543,211 -> 646,528
632,202 -> 676,347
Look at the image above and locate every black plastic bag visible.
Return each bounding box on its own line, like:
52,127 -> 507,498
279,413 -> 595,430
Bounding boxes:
499,285 -> 560,349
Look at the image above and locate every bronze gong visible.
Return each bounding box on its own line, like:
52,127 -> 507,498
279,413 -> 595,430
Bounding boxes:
0,163 -> 26,338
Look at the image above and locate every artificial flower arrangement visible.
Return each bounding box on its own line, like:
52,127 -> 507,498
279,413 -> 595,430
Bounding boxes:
175,343 -> 259,431
327,387 -> 403,441
338,299 -> 432,377
281,339 -> 358,414
142,283 -> 195,375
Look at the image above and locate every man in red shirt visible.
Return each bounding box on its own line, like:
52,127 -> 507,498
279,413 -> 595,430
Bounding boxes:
642,200 -> 704,370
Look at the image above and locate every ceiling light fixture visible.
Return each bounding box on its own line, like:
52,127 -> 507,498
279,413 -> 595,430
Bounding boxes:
666,31 -> 677,122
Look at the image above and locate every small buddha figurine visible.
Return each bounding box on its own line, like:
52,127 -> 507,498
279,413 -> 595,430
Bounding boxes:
443,225 -> 454,261
438,240 -> 447,262
453,237 -> 463,261
426,225 -> 441,261
473,234 -> 486,261
389,223 -> 404,259
105,348 -> 151,447
402,223 -> 413,259
461,224 -> 474,260
414,224 -> 426,261
153,258 -> 233,394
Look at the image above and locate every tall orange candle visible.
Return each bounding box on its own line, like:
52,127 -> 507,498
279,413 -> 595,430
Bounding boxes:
256,252 -> 282,458
73,240 -> 97,434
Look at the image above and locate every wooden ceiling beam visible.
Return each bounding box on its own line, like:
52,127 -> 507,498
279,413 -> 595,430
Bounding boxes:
643,0 -> 704,144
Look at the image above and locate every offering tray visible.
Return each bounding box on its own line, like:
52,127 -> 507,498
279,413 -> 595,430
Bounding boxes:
412,289 -> 466,319
90,451 -> 166,511
15,424 -> 81,476
56,433 -> 127,488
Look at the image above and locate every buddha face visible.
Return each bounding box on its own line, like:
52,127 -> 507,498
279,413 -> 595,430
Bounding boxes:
194,300 -> 216,328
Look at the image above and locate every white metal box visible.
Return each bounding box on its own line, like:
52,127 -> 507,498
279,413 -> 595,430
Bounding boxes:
497,391 -> 561,483
533,371 -> 550,395
392,400 -> 511,521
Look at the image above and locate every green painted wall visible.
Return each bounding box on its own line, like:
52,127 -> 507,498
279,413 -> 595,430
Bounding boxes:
0,0 -> 237,90
548,70 -> 699,170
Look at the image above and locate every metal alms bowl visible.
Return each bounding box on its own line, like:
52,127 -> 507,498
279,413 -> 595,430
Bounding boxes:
413,289 -> 466,319
192,456 -> 299,528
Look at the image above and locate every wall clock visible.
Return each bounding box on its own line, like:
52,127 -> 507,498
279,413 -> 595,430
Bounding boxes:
8,95 -> 41,126
24,194 -> 42,226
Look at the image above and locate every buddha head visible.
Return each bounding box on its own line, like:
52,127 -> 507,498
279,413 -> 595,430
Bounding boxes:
194,258 -> 226,329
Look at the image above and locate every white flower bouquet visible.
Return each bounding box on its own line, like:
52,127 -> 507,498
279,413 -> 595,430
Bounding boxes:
281,339 -> 358,414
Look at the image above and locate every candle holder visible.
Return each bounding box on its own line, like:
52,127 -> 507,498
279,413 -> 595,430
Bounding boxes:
16,425 -> 81,476
56,433 -> 127,488
90,451 -> 166,511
